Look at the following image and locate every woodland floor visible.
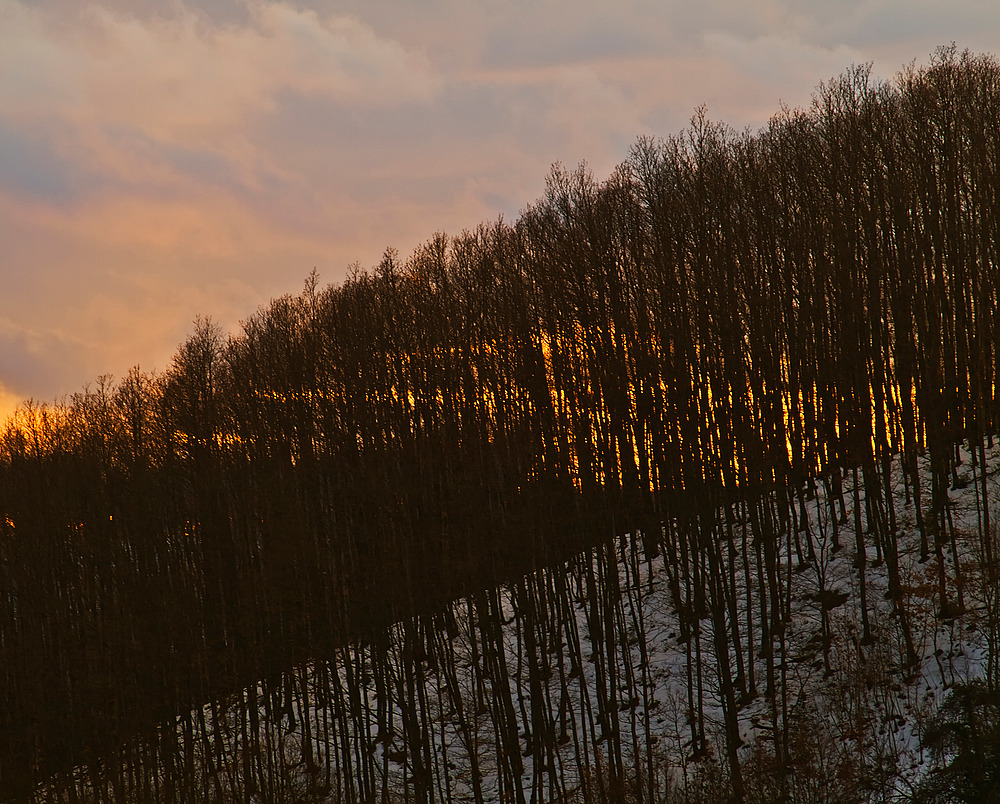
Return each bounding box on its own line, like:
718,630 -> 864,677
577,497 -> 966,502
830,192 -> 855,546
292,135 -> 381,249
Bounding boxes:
32,441 -> 1000,803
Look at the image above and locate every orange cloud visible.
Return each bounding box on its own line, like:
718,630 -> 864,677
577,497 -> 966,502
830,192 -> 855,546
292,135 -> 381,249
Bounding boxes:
0,381 -> 24,425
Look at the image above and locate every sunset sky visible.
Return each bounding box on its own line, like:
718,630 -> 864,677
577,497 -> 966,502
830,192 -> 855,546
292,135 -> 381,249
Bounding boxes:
1,0 -> 998,419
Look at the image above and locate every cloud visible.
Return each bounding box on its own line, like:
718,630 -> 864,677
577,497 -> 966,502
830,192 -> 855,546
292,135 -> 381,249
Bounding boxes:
0,381 -> 24,425
0,314 -> 85,407
0,118 -> 79,202
696,33 -> 865,124
0,1 -> 440,122
0,0 -> 443,215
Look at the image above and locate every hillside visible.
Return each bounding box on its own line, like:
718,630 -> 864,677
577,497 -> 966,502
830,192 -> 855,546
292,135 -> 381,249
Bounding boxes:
2,46 -> 1000,802
24,443 -> 1000,802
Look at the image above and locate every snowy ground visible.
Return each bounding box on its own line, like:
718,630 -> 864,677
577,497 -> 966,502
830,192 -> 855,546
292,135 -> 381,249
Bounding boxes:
256,441 -> 1000,801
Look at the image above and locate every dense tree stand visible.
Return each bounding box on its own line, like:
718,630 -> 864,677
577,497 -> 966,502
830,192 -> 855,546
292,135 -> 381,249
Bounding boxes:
2,46 -> 1000,802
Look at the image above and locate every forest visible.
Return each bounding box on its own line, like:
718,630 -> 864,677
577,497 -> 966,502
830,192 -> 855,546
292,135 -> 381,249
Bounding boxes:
1,45 -> 1000,802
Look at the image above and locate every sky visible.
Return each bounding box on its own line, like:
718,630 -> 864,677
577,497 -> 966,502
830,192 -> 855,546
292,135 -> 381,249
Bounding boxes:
0,0 -> 997,419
